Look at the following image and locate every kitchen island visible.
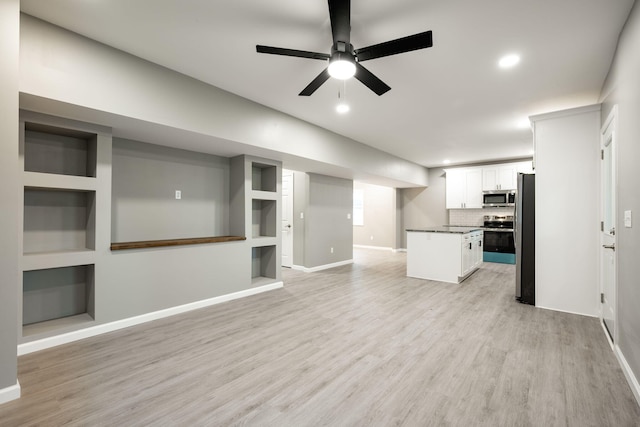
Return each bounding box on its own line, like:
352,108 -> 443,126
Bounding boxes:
406,227 -> 483,283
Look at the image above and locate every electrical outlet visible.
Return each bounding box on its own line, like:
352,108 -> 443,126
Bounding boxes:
330,247 -> 334,254
175,190 -> 181,200
347,213 -> 351,219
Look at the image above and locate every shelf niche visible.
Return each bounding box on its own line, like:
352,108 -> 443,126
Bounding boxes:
24,122 -> 97,178
23,188 -> 96,254
252,199 -> 277,238
251,245 -> 277,282
252,163 -> 277,192
22,264 -> 95,330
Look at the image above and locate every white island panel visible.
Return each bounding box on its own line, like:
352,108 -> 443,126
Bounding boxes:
406,228 -> 483,284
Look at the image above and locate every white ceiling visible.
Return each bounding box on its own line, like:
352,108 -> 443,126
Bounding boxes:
20,0 -> 634,168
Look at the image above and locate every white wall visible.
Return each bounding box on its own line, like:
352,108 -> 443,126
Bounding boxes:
0,0 -> 21,404
532,105 -> 601,317
599,0 -> 640,400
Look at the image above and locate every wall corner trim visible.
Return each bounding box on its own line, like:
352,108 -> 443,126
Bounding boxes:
291,259 -> 354,273
18,282 -> 283,356
0,381 -> 21,405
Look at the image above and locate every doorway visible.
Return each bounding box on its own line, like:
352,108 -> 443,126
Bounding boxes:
600,106 -> 617,342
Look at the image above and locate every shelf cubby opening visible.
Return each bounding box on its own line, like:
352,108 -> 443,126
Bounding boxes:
251,199 -> 277,238
251,245 -> 277,281
24,122 -> 97,178
251,162 -> 277,192
23,188 -> 96,254
22,264 -> 95,331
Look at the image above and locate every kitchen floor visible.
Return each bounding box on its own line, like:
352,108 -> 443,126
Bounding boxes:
1,249 -> 638,426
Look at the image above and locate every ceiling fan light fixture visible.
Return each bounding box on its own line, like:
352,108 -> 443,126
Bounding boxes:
336,102 -> 350,113
328,52 -> 356,80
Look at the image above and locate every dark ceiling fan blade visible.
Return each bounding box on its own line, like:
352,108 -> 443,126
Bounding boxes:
328,0 -> 351,44
256,45 -> 330,61
299,68 -> 331,96
355,30 -> 433,62
354,62 -> 391,96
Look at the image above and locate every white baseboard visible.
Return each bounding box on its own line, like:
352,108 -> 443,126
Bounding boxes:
0,381 -> 20,405
353,244 -> 393,251
535,305 -> 598,318
18,281 -> 283,356
291,259 -> 353,273
353,245 -> 405,253
615,344 -> 640,407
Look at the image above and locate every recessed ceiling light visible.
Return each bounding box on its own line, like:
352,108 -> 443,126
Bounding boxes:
499,54 -> 520,68
443,159 -> 451,165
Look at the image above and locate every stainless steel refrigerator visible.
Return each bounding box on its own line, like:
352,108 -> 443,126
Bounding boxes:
515,173 -> 535,305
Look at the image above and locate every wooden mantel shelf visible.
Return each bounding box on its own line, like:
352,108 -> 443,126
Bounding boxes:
110,236 -> 246,251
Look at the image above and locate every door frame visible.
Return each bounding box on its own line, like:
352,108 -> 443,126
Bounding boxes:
599,105 -> 618,343
281,169 -> 294,268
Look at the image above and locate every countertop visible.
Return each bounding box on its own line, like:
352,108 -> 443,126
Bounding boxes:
406,226 -> 483,234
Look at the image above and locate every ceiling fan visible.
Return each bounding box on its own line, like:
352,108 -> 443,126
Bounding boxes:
256,0 -> 433,96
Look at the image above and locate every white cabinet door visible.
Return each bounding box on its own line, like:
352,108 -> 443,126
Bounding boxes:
515,160 -> 533,174
483,165 -> 516,190
482,168 -> 498,191
445,169 -> 466,209
465,169 -> 483,208
497,167 -> 516,190
474,231 -> 483,268
446,168 -> 482,209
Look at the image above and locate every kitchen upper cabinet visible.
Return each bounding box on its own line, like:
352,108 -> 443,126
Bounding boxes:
446,168 -> 482,209
482,165 -> 516,191
515,160 -> 534,174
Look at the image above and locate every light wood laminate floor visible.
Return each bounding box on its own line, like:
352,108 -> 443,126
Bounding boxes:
2,249 -> 639,426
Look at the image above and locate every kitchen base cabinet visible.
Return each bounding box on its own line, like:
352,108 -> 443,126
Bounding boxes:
406,228 -> 483,284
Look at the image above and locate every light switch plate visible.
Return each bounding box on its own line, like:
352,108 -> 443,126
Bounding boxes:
175,190 -> 181,200
624,210 -> 632,228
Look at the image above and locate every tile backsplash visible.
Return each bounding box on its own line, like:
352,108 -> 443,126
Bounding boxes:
449,207 -> 514,226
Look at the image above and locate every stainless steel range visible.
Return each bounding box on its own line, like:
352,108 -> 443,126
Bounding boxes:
483,215 -> 515,264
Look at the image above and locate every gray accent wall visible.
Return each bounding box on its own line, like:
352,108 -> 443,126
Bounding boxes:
19,14 -> 429,189
600,0 -> 640,394
292,172 -> 353,268
353,182 -> 398,249
399,168 -> 448,248
111,138 -> 230,242
0,0 -> 19,396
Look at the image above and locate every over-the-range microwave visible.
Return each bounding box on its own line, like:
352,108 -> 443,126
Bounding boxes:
483,190 -> 515,208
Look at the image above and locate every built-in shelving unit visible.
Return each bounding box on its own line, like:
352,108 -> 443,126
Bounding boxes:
19,111 -> 111,342
231,155 -> 282,286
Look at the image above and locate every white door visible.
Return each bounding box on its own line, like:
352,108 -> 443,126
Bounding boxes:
600,107 -> 617,341
281,170 -> 293,267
